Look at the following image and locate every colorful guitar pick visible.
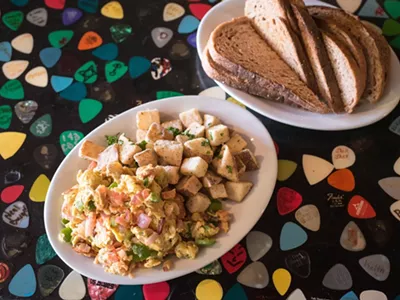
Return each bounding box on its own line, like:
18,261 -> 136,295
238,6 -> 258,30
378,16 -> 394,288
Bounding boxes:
143,282 -> 170,300
340,221 -> 366,251
39,47 -> 61,68
110,24 -> 131,43
1,185 -> 24,204
44,0 -> 65,10
280,222 -> 308,251
29,174 -> 50,202
332,145 -> 356,169
78,0 -> 98,13
115,285 -> 143,300
189,3 -> 212,20
2,201 -> 29,228
0,80 -> 24,100
277,187 -> 302,215
105,60 -> 127,82
163,3 -> 185,22
30,114 -> 52,137
2,60 -> 29,80
327,169 -> 355,192
0,132 -> 26,159
87,279 -> 118,300
50,75 -> 73,92
285,250 -> 311,278
195,279 -> 222,300
78,31 -> 103,50
11,0 -> 29,7
60,82 -> 87,101
348,195 -> 376,219
48,30 -> 74,48
277,160 -> 297,181
129,56 -> 150,79
224,283 -> 247,300
272,268 -> 291,296
8,264 -> 36,297
336,0 -> 361,13
35,234 -> 56,264
0,105 -> 12,130
59,130 -> 84,155
221,244 -> 247,274
0,42 -> 12,62
2,11 -> 24,31
385,0 -> 400,19
74,60 -> 98,84
79,98 -> 103,123
62,8 -> 83,26
25,66 -> 48,87
101,1 -> 124,19
92,43 -> 118,60
11,33 -> 33,54
178,15 -> 200,34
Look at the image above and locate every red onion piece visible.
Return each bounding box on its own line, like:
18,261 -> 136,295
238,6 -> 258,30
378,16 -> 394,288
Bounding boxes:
157,218 -> 165,234
137,213 -> 151,229
145,232 -> 159,246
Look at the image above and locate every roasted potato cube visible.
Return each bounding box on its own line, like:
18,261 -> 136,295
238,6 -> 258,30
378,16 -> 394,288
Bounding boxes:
154,140 -> 183,167
202,171 -> 223,188
118,134 -> 142,165
206,124 -> 230,146
184,122 -> 205,138
179,108 -> 203,128
208,184 -> 228,199
176,176 -> 202,197
235,156 -> 246,175
225,181 -> 253,202
162,188 -> 176,200
146,122 -> 173,143
235,149 -> 259,171
136,109 -> 160,130
161,166 -> 180,185
204,114 -> 220,129
176,134 -> 190,144
183,138 -> 213,163
95,144 -> 120,171
186,193 -> 211,213
225,133 -> 247,154
136,129 -> 147,142
79,140 -> 105,161
180,157 -> 208,178
161,119 -> 183,133
134,149 -> 158,167
215,145 -> 239,181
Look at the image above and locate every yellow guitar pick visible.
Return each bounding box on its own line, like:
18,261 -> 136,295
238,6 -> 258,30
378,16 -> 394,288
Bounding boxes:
101,1 -> 124,19
29,174 -> 50,202
0,132 -> 26,159
273,268 -> 291,296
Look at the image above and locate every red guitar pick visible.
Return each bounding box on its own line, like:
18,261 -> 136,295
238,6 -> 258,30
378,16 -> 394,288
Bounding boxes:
221,244 -> 247,274
277,187 -> 302,215
87,279 -> 118,300
348,195 -> 376,219
143,281 -> 170,300
44,0 -> 66,10
327,169 -> 355,192
189,3 -> 212,20
1,185 -> 24,204
0,262 -> 10,283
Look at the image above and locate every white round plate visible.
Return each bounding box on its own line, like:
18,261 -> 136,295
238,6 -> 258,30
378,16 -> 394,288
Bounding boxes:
44,96 -> 278,285
197,0 -> 400,131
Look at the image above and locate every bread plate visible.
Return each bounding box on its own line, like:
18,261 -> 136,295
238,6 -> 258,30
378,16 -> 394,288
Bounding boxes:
44,96 -> 277,285
197,0 -> 400,131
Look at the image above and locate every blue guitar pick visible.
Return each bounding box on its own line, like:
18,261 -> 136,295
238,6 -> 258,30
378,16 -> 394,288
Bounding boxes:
9,264 -> 37,297
340,291 -> 358,300
51,75 -> 73,92
115,285 -> 143,300
280,222 -> 308,251
39,47 -> 61,68
78,0 -> 98,13
178,15 -> 200,34
60,82 -> 87,101
0,42 -> 12,62
11,0 -> 29,7
187,32 -> 197,48
92,43 -> 118,61
129,56 -> 151,79
62,8 -> 83,26
224,283 -> 248,300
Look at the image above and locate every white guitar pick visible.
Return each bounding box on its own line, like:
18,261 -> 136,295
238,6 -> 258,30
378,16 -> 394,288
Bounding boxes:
25,66 -> 48,87
2,60 -> 29,79
11,33 -> 34,54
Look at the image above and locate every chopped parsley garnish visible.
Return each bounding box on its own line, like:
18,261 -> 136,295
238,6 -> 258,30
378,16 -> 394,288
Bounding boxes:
118,140 -> 124,145
201,139 -> 210,147
137,140 -> 147,150
207,122 -> 212,126
143,177 -> 149,187
183,131 -> 195,140
105,134 -> 119,145
87,200 -> 96,211
226,165 -> 233,173
109,182 -> 118,189
167,127 -> 181,137
217,154 -> 223,159
209,132 -> 213,141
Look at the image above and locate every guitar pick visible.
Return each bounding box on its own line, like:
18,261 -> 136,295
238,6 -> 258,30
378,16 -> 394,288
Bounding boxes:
277,187 -> 302,215
187,32 -> 197,48
348,195 -> 376,219
394,157 -> 400,175
4,170 -> 22,185
1,185 -> 23,204
105,60 -> 127,83
60,82 -> 87,101
26,7 -> 47,27
74,60 -> 97,84
221,244 -> 247,274
1,230 -> 31,259
2,11 -> 24,31
196,260 -> 222,275
327,169 -> 355,192
0,262 -> 11,283
87,279 -> 118,300
195,280 -> 222,300
11,0 -> 29,7
224,283 -> 247,300
390,200 -> 400,221
169,40 -> 190,60
389,116 -> 400,135
0,80 -> 23,100
59,271 -> 86,300
78,31 -> 103,50
30,114 -> 52,137
11,33 -> 33,54
340,221 -> 366,251
14,100 -> 38,124
33,144 -> 58,170
36,234 -> 56,264
92,43 -> 118,60
360,290 -> 387,300
2,201 -> 29,228
0,42 -> 12,62
272,268 -> 291,296
336,0 -> 361,13
150,57 -> 172,80
385,0 -> 400,18
39,47 -> 61,68
151,27 -> 173,48
277,160 -> 297,181
246,231 -> 272,262
0,105 -> 12,130
382,19 -> 400,36
91,81 -> 115,102
8,264 -> 36,297
62,8 -> 82,26
50,75 -> 72,92
367,219 -> 393,248
163,3 -> 185,22
115,285 -> 143,300
143,282 -> 170,300
60,130 -> 84,155
156,91 -> 183,99
332,145 -> 356,169
49,30 -> 74,48
280,222 -> 308,251
178,15 -> 200,34
79,98 -> 102,123
199,86 -> 225,99
322,264 -> 352,290
285,250 -> 311,278
45,0 -> 65,9
303,154 -> 334,185
359,254 -> 390,281
29,174 -> 50,202
359,0 -> 388,18
189,3 -> 212,20
378,177 -> 400,200
237,261 -> 269,289
25,66 -> 48,87
129,56 -> 150,79
110,24 -> 132,43
0,132 -> 26,159
287,289 -> 307,300
78,0 -> 98,13
38,265 -> 64,297
101,1 -> 124,19
295,204 -> 320,232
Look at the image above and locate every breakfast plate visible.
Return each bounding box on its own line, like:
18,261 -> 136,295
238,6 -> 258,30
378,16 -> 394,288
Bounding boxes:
197,0 -> 400,131
44,96 -> 278,285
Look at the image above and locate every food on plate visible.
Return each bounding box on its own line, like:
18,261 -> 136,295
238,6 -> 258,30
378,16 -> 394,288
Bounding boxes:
202,0 -> 391,114
59,108 -> 259,277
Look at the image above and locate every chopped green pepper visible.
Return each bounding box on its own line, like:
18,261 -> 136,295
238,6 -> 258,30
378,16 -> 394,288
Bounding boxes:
195,238 -> 216,246
74,199 -> 84,211
143,177 -> 149,187
110,216 -> 117,227
109,182 -> 118,189
208,199 -> 222,212
61,218 -> 70,225
105,134 -> 119,145
87,200 -> 96,211
60,227 -> 72,243
149,192 -> 161,203
226,165 -> 233,173
137,140 -> 147,150
132,244 -> 157,262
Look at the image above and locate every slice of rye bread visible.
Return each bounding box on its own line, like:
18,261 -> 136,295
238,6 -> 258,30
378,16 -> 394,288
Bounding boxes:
245,0 -> 317,92
321,30 -> 363,113
308,6 -> 390,103
291,4 -> 344,113
204,17 -> 330,113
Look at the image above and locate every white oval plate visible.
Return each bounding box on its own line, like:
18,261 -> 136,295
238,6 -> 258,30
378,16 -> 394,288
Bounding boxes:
197,0 -> 400,131
44,96 -> 278,285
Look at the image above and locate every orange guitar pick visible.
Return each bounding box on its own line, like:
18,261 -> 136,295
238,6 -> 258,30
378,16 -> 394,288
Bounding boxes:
327,169 -> 355,192
78,31 -> 103,50
348,195 -> 376,219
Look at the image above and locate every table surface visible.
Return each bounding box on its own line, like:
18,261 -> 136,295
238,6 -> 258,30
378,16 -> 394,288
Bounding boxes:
0,0 -> 399,299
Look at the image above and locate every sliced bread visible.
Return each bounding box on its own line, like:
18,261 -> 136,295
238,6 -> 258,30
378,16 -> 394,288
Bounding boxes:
204,17 -> 329,113
321,30 -> 363,113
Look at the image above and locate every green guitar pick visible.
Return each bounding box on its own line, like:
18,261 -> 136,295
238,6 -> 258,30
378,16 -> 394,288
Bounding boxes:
0,105 -> 12,130
48,30 -> 74,48
156,91 -> 184,100
105,60 -> 128,83
74,61 -> 98,84
390,35 -> 400,49
79,98 -> 103,123
30,114 -> 52,137
2,11 -> 24,31
385,0 -> 400,19
383,19 -> 400,36
0,80 -> 24,100
110,24 -> 132,43
60,130 -> 84,155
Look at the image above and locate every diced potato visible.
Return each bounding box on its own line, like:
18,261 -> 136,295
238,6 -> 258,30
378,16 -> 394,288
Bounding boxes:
136,109 -> 160,130
79,140 -> 105,161
154,140 -> 183,167
225,181 -> 253,202
95,144 -> 119,171
215,145 -> 239,181
206,125 -> 230,146
186,193 -> 211,213
161,166 -> 180,185
235,149 -> 259,171
146,122 -> 173,143
183,138 -> 213,163
176,134 -> 190,144
235,156 -> 246,175
176,176 -> 202,197
180,157 -> 208,178
118,134 -> 142,165
134,149 -> 158,167
161,119 -> 183,133
179,108 -> 203,128
225,133 -> 247,154
136,129 -> 147,142
162,189 -> 176,200
184,122 -> 205,138
204,114 -> 220,129
208,184 -> 228,199
202,171 -> 223,188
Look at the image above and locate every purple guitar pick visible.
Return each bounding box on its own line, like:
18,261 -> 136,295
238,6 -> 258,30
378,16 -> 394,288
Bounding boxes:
62,8 -> 83,26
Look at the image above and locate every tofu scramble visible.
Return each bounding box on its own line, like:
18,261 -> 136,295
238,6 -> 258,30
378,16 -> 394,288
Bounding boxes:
60,108 -> 259,276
